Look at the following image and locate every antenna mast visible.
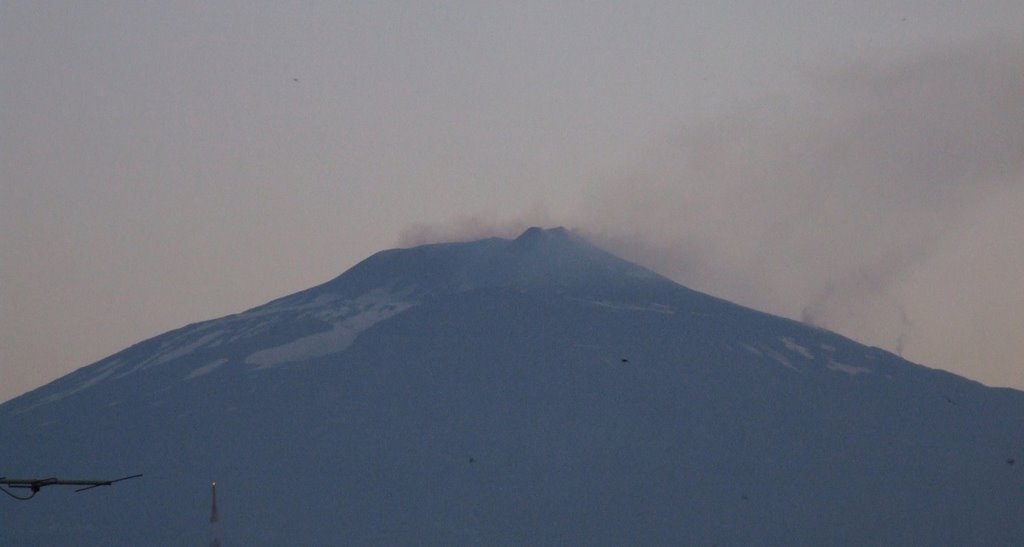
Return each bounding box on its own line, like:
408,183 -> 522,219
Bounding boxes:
210,481 -> 222,547
0,474 -> 142,501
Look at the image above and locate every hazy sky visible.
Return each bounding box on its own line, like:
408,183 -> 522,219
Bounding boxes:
3,2 -> 1022,402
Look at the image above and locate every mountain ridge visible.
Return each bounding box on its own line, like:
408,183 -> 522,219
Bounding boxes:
3,227 -> 1023,545
5,227 -> 718,411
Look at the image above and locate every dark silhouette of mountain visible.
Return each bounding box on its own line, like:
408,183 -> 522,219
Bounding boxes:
3,227 -> 1023,545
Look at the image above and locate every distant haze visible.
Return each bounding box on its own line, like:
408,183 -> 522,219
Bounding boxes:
3,3 -> 1022,402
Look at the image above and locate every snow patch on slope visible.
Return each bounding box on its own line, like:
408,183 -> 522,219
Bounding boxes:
587,300 -> 675,314
828,359 -> 872,376
780,337 -> 815,360
14,360 -> 124,414
148,332 -> 222,369
763,347 -> 799,371
186,358 -> 229,380
245,290 -> 414,369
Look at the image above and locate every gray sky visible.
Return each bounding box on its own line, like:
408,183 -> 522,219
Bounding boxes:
3,1 -> 1022,403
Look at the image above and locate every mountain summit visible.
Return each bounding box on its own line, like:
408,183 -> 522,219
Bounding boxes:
309,226 -> 672,297
3,228 -> 1023,545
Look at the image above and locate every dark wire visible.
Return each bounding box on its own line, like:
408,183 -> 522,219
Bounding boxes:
0,485 -> 36,501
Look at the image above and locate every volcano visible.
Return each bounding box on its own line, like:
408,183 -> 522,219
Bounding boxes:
3,227 -> 1023,545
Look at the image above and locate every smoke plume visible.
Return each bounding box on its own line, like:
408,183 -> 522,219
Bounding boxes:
396,207 -> 553,248
578,38 -> 1023,380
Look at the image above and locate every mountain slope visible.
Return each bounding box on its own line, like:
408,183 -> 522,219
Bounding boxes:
3,227 -> 1023,545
